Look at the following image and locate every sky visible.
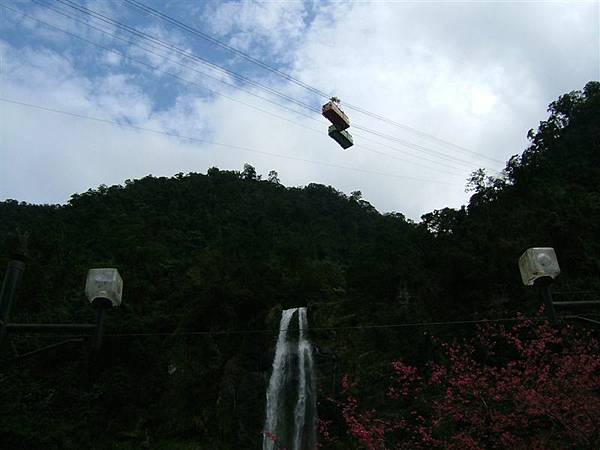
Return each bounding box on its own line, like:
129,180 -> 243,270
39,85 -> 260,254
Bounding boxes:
0,0 -> 598,220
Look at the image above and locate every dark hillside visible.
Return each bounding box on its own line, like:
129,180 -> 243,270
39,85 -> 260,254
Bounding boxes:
0,166 -> 427,449
0,82 -> 598,449
421,81 -> 600,317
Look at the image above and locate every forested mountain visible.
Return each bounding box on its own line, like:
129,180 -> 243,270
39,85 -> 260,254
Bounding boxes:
0,82 -> 598,449
422,81 -> 600,316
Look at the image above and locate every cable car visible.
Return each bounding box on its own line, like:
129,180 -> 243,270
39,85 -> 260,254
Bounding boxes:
323,97 -> 354,149
328,125 -> 354,149
322,97 -> 350,130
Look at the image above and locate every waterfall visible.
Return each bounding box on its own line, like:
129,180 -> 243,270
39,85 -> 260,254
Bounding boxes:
263,308 -> 296,449
293,307 -> 317,450
263,308 -> 317,450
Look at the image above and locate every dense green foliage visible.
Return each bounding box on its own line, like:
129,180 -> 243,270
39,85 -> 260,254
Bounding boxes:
0,82 -> 598,449
422,81 -> 600,316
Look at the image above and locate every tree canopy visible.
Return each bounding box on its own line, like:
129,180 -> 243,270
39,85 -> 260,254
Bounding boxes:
0,82 -> 598,449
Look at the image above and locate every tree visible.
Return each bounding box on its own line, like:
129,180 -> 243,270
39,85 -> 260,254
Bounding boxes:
350,191 -> 362,201
1,82 -> 599,449
242,163 -> 258,180
268,170 -> 280,184
420,207 -> 465,235
326,317 -> 600,449
0,167 -> 424,449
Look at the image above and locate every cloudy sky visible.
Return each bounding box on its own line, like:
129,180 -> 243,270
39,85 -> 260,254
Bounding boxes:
1,0 -> 598,220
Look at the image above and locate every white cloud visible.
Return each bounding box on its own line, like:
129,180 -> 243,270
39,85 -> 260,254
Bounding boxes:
1,1 -> 598,220
202,0 -> 309,60
91,74 -> 152,122
101,50 -> 122,66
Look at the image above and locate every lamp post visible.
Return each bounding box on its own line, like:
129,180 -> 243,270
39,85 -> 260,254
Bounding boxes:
0,258 -> 26,350
0,231 -> 28,350
85,268 -> 123,352
0,262 -> 123,361
518,247 -> 561,324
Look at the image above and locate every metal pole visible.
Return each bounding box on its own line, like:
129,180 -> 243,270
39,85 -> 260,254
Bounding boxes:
535,277 -> 557,325
571,315 -> 600,326
0,259 -> 26,349
10,339 -> 84,362
0,260 -> 25,321
552,300 -> 600,307
92,307 -> 106,352
6,323 -> 96,333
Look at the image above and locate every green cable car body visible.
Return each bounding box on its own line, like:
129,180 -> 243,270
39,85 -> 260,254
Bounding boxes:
328,125 -> 354,149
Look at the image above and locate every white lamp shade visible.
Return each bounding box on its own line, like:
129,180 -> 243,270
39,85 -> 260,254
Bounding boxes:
518,247 -> 560,286
85,268 -> 123,306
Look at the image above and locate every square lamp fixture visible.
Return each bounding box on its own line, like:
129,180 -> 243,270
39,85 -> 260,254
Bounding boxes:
85,268 -> 123,307
518,247 -> 560,286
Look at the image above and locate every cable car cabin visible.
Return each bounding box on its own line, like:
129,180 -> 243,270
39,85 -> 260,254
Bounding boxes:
322,101 -> 350,130
328,125 -> 354,149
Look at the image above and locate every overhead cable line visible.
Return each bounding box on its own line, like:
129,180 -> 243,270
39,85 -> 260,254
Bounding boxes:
30,0 -> 318,123
0,97 -> 464,186
4,3 -> 317,131
356,145 -> 464,175
123,0 -> 503,165
353,124 -> 497,170
353,132 -> 465,172
50,0 -> 498,171
13,2 -> 469,176
54,0 -> 320,113
10,3 -> 466,177
342,103 -> 504,164
123,0 -> 328,99
16,316 -> 560,339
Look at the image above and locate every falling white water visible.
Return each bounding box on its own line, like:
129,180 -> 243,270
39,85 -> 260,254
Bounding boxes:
264,308 -> 296,449
263,308 -> 317,450
293,307 -> 317,450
